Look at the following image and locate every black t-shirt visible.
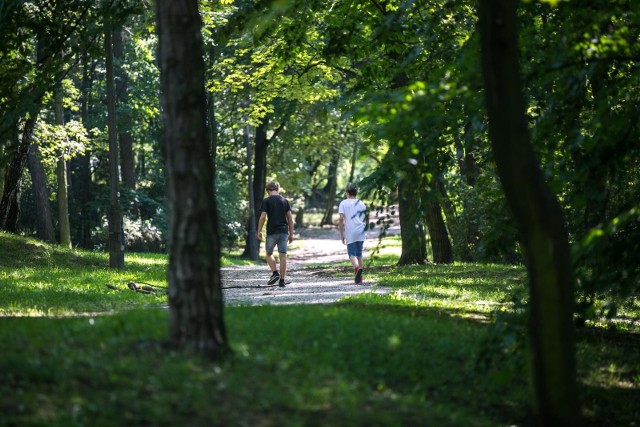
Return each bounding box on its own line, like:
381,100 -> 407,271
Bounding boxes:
260,194 -> 291,235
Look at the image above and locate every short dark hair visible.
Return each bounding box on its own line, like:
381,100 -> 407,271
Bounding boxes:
266,181 -> 279,192
346,183 -> 358,196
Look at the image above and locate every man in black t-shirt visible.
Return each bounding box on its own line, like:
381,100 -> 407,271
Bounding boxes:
257,181 -> 294,287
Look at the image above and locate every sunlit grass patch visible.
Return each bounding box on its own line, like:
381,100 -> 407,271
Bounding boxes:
342,263 -> 527,318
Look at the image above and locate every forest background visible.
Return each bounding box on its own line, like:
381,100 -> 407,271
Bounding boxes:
1,0 -> 639,425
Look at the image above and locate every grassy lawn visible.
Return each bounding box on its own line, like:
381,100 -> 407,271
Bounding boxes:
1,232 -> 638,426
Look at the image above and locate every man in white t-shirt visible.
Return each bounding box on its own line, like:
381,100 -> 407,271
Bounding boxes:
338,183 -> 367,284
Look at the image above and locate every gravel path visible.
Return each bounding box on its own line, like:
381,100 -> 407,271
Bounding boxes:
221,226 -> 391,306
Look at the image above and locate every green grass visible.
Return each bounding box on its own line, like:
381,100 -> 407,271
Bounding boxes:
1,232 -> 638,426
0,233 -> 257,316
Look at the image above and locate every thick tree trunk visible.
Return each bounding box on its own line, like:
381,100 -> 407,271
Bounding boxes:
0,119 -> 35,233
424,194 -> 453,264
397,178 -> 427,265
320,150 -> 339,225
156,0 -> 229,357
105,30 -> 125,268
27,143 -> 55,242
479,1 -> 580,425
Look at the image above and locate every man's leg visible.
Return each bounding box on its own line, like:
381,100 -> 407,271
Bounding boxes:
266,251 -> 280,285
279,253 -> 287,279
266,252 -> 277,271
277,234 -> 288,287
349,256 -> 359,269
354,242 -> 364,284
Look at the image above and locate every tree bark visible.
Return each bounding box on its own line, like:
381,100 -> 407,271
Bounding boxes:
113,29 -> 136,192
320,150 -> 339,225
156,0 -> 229,357
397,177 -> 427,265
27,143 -> 55,242
74,50 -> 94,249
0,144 -> 6,202
0,119 -> 35,233
105,30 -> 125,268
244,119 -> 259,261
479,1 -> 580,425
424,194 -> 453,264
55,84 -> 71,248
252,117 -> 270,217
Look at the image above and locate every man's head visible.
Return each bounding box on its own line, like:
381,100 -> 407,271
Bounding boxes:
346,182 -> 358,197
266,181 -> 280,192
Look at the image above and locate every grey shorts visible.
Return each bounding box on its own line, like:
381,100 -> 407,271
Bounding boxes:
265,233 -> 289,254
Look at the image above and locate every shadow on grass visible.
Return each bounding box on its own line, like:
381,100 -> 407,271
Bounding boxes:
0,306 -> 529,426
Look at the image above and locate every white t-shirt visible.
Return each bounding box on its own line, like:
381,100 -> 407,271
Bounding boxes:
338,198 -> 367,244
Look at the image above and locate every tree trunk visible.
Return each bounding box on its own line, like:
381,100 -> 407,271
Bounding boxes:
105,30 -> 125,268
320,150 -> 339,225
27,143 -> 55,242
55,85 -> 71,248
0,144 -> 6,202
242,117 -> 269,257
156,0 -> 229,357
252,117 -> 269,217
479,1 -> 580,425
0,119 -> 35,233
206,44 -> 218,167
348,136 -> 359,184
74,50 -> 94,249
244,120 -> 259,261
397,178 -> 427,265
113,29 -> 136,192
424,194 -> 453,264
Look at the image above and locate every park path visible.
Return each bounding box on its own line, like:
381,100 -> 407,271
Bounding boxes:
221,225 -> 392,306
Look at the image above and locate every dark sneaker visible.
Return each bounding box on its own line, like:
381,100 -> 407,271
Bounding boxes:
355,268 -> 363,284
267,272 -> 280,286
279,279 -> 286,288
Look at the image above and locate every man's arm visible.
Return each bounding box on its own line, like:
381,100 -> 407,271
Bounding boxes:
339,213 -> 346,245
257,211 -> 267,241
286,210 -> 294,243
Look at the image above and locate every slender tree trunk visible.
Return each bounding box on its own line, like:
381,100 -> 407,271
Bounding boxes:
0,144 -> 6,201
244,119 -> 259,261
583,62 -> 611,230
397,178 -> 427,265
105,30 -> 125,268
156,0 -> 229,357
55,85 -> 72,248
242,117 -> 269,257
113,29 -> 136,192
75,50 -> 94,249
479,1 -> 580,425
27,143 -> 55,242
206,44 -> 218,167
348,136 -> 359,183
252,117 -> 269,217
